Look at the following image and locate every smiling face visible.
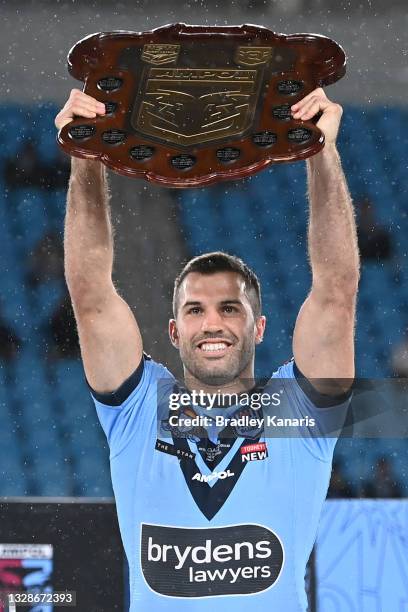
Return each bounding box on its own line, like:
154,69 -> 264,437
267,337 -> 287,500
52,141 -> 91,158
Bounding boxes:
169,271 -> 266,388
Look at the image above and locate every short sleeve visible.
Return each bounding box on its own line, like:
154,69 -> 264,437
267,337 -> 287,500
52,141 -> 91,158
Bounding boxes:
88,355 -> 175,458
271,359 -> 351,461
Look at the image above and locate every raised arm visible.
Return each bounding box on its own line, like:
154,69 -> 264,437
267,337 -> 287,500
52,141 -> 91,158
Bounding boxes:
55,89 -> 143,393
291,88 -> 360,391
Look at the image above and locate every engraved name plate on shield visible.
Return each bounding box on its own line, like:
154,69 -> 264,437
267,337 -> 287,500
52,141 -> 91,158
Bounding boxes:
57,23 -> 346,188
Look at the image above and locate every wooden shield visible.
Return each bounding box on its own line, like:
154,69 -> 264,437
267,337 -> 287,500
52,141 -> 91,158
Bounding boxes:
57,23 -> 346,188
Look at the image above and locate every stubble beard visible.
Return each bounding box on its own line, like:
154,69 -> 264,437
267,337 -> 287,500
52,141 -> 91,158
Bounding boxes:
179,334 -> 255,387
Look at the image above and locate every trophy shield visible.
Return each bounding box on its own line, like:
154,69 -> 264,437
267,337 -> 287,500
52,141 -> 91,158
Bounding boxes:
57,23 -> 346,188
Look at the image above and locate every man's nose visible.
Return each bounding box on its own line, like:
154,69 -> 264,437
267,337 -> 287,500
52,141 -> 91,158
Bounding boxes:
201,309 -> 224,332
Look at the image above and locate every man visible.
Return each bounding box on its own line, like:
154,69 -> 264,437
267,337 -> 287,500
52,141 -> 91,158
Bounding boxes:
55,86 -> 359,610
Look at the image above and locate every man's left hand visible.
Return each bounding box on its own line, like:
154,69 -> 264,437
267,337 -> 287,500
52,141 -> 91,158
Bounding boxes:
291,88 -> 343,145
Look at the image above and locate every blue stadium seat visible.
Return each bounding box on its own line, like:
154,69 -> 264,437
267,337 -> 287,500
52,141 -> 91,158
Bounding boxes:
43,190 -> 66,230
0,472 -> 29,497
9,188 -> 49,252
31,104 -> 60,164
0,279 -> 31,337
0,430 -> 27,494
0,106 -> 32,158
36,474 -> 72,497
73,453 -> 112,497
31,279 -> 65,327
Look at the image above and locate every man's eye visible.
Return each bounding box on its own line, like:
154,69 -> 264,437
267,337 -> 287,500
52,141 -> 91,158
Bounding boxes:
223,305 -> 237,313
189,307 -> 202,314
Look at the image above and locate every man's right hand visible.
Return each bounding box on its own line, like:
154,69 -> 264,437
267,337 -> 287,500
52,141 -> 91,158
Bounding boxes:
54,88 -> 106,130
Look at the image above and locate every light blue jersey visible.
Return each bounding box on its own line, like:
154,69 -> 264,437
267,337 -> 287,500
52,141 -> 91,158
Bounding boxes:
90,356 -> 349,611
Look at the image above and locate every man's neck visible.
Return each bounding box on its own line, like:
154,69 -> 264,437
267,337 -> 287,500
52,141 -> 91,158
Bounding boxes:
182,371 -> 256,396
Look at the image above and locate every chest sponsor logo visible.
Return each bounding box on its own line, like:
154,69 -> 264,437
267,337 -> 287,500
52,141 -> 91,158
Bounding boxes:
140,523 -> 284,598
240,442 -> 268,463
192,469 -> 234,483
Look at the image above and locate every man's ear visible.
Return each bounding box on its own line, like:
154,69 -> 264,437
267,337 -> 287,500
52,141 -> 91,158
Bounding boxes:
169,319 -> 180,349
255,315 -> 266,344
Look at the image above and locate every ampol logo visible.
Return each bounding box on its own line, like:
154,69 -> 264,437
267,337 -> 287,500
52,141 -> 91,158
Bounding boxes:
192,469 -> 234,483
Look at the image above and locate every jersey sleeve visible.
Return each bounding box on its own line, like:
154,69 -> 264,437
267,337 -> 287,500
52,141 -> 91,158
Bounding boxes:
87,354 -> 175,458
271,359 -> 351,461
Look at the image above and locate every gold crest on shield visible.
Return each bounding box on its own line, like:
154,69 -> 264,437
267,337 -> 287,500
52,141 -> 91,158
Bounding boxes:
141,44 -> 180,65
235,46 -> 272,66
135,67 -> 263,146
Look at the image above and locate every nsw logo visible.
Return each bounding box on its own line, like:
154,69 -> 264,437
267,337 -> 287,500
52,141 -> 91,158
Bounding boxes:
140,523 -> 284,598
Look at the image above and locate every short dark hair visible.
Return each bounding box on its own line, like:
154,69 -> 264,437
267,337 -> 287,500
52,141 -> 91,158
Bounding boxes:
173,251 -> 262,318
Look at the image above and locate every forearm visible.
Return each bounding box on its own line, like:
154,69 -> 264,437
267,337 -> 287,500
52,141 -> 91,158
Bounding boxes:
64,157 -> 114,298
306,144 -> 359,293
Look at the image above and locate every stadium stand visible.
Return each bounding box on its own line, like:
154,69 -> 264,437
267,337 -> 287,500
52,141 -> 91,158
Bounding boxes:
0,103 -> 407,497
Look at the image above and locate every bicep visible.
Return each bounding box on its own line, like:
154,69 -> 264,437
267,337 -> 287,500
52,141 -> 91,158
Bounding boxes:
293,287 -> 356,385
72,289 -> 143,394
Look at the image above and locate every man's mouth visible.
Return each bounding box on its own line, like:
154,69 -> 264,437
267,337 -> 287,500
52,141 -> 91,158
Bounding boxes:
196,340 -> 233,355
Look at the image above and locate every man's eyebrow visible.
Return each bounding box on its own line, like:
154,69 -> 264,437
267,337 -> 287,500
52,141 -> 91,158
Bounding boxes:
182,301 -> 202,309
182,299 -> 243,309
220,299 -> 243,305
